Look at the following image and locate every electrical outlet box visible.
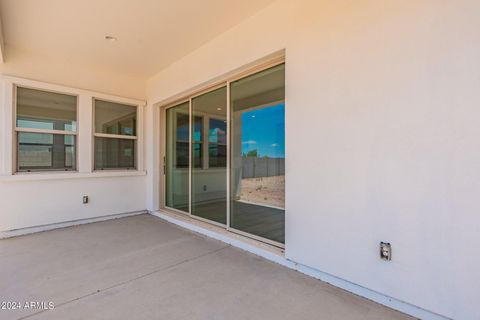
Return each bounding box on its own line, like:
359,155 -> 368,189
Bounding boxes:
83,196 -> 89,204
380,242 -> 392,261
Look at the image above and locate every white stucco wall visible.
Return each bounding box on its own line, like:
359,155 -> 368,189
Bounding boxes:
0,176 -> 146,231
0,46 -> 146,100
0,0 -> 477,318
145,1 -> 480,319
0,76 -> 147,232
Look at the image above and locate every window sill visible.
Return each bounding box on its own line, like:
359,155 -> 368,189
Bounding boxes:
0,170 -> 147,182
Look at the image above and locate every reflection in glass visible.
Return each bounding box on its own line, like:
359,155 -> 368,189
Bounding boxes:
191,87 -> 227,224
193,116 -> 203,168
209,119 -> 227,168
16,87 -> 77,131
165,102 -> 189,212
94,137 -> 135,170
230,64 -> 285,243
17,132 -> 76,171
94,99 -> 137,170
94,100 -> 136,136
173,112 -> 189,168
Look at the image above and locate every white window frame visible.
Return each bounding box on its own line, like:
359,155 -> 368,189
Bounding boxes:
13,85 -> 79,173
0,75 -> 146,181
92,97 -> 141,171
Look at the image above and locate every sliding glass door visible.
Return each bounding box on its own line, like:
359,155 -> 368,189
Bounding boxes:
230,64 -> 285,243
191,87 -> 227,224
163,62 -> 285,245
165,102 -> 189,212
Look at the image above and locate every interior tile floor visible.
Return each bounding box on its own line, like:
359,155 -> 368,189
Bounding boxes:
0,214 -> 414,320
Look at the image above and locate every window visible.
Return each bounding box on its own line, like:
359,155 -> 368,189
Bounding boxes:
170,111 -> 224,170
175,111 -> 189,168
94,99 -> 137,170
15,86 -> 77,172
208,118 -> 227,168
192,116 -> 203,168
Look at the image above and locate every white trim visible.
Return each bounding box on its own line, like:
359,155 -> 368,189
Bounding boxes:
2,80 -> 14,174
0,170 -> 146,182
15,127 -> 78,135
0,210 -> 147,239
137,104 -> 145,171
93,132 -> 137,140
0,80 -> 12,174
78,93 -> 93,173
149,210 -> 451,320
226,81 -> 231,229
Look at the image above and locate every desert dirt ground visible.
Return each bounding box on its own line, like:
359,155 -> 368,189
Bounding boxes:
239,175 -> 285,208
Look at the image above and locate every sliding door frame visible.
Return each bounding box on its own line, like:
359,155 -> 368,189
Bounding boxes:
159,54 -> 285,248
162,98 -> 190,216
189,83 -> 229,228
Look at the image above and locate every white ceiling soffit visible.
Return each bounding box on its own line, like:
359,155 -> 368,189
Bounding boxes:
0,0 -> 275,78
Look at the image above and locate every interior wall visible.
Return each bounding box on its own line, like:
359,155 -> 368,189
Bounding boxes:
145,0 -> 480,319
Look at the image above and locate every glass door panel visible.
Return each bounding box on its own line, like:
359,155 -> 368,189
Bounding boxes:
230,64 -> 285,244
191,87 -> 227,224
163,63 -> 285,246
165,102 -> 190,212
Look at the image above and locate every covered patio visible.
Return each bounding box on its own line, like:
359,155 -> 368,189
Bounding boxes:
1,215 -> 412,320
0,0 -> 477,318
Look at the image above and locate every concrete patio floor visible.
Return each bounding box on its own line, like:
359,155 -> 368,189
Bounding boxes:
0,214 -> 414,320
